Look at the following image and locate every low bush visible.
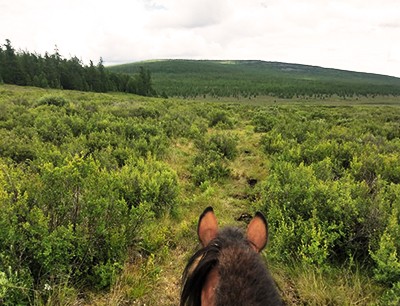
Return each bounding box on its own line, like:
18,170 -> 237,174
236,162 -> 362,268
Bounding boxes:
0,153 -> 178,303
37,95 -> 68,107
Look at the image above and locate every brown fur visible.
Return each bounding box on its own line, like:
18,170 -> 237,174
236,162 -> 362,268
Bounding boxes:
181,208 -> 282,306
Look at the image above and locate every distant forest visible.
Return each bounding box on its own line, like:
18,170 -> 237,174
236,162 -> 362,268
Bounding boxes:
109,60 -> 400,99
0,40 -> 155,96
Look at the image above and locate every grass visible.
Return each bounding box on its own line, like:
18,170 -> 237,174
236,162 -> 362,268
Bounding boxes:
271,262 -> 384,305
1,84 -> 394,305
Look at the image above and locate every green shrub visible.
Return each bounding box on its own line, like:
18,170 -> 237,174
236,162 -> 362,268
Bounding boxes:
252,111 -> 277,132
37,95 -> 68,107
297,211 -> 340,267
34,114 -> 72,145
208,109 -> 234,128
0,154 -> 172,302
130,106 -> 160,119
378,282 -> 400,306
92,261 -> 122,289
261,131 -> 290,155
0,130 -> 37,162
0,266 -> 33,305
196,132 -> 238,160
0,161 -> 36,304
116,156 -> 179,215
191,150 -> 230,186
190,131 -> 237,186
258,160 -> 378,265
370,208 -> 400,285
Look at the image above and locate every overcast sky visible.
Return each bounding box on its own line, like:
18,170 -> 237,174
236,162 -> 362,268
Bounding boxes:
1,0 -> 400,77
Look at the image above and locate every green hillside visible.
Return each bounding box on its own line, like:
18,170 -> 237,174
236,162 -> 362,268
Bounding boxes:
107,60 -> 400,98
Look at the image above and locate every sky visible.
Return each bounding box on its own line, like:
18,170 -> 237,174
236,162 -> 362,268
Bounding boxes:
1,0 -> 400,77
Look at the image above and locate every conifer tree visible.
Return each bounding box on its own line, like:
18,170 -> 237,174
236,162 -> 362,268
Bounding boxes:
2,39 -> 26,85
97,57 -> 109,92
136,66 -> 155,96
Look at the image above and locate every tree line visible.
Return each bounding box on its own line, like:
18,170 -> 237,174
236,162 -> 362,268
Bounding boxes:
109,60 -> 400,99
0,39 -> 155,96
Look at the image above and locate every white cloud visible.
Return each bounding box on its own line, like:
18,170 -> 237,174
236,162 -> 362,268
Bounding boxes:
147,0 -> 231,29
0,0 -> 399,77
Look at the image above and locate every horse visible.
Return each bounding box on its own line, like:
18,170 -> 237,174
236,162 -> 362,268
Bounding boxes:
180,206 -> 282,306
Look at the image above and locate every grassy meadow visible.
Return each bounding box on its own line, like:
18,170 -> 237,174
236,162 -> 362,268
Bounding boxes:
1,84 -> 400,305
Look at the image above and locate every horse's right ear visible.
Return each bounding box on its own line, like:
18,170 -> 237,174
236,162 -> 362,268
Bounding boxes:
198,206 -> 218,247
247,212 -> 269,253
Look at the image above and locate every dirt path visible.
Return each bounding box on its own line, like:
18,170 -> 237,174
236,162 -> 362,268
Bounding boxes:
134,128 -> 265,305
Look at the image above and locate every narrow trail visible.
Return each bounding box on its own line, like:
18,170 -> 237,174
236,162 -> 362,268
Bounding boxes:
134,127 -> 267,305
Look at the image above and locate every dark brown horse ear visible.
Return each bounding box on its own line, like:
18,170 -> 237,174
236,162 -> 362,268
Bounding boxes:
198,207 -> 219,247
246,212 -> 268,253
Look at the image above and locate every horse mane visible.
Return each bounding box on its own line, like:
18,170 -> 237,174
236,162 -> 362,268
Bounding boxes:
181,227 -> 282,306
180,236 -> 221,306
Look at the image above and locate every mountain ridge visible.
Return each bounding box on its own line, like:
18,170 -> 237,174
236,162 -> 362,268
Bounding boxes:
107,59 -> 400,97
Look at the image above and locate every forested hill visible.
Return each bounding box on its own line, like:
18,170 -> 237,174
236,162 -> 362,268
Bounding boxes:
107,60 -> 400,98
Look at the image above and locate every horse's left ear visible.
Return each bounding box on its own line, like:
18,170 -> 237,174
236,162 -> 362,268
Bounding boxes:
246,212 -> 268,253
198,207 -> 219,247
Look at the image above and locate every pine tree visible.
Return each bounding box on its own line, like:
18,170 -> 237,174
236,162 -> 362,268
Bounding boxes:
86,60 -> 98,91
97,57 -> 108,92
136,66 -> 155,96
2,39 -> 26,85
126,76 -> 137,93
44,48 -> 62,88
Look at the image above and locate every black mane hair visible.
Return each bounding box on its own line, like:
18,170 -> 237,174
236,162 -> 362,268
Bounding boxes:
180,236 -> 221,306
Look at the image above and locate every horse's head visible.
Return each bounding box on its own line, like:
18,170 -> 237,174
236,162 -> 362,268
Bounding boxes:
198,206 -> 268,252
181,207 -> 282,306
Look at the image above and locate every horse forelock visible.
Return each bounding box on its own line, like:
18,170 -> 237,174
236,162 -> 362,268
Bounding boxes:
180,240 -> 221,306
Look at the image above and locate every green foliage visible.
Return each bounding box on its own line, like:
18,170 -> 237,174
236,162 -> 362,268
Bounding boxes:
252,104 -> 400,296
0,271 -> 7,299
196,132 -> 239,160
191,150 -> 231,186
378,282 -> 400,306
160,104 -> 208,139
370,208 -> 400,285
34,112 -> 72,145
0,40 -> 155,96
191,132 -> 238,185
252,111 -> 277,132
0,86 -> 187,303
126,253 -> 162,300
0,161 -> 35,304
0,130 -> 37,163
1,85 -> 400,304
37,95 -> 68,107
0,152 -> 175,303
108,59 -> 400,98
116,156 -> 179,215
261,131 -> 288,155
260,161 -> 369,263
208,109 -> 234,128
